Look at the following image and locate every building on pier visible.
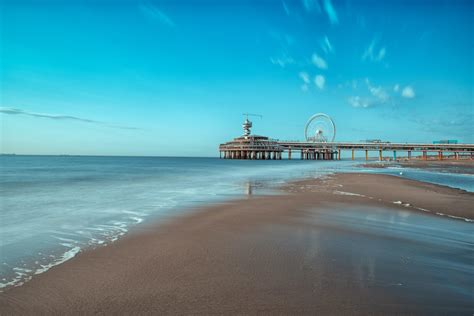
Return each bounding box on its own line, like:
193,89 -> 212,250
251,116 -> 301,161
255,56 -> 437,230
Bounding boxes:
219,118 -> 284,160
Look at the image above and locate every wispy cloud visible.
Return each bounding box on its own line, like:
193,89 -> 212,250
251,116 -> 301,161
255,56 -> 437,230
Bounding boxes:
320,36 -> 334,54
348,78 -> 392,109
314,75 -> 325,90
362,39 -> 386,62
401,86 -> 415,98
270,56 -> 295,68
411,112 -> 473,141
0,107 -> 141,130
348,96 -> 371,108
282,0 -> 290,16
139,2 -> 175,27
365,78 -> 389,103
301,0 -> 338,25
299,72 -> 310,92
301,0 -> 321,13
311,53 -> 328,69
323,0 -> 338,25
299,71 -> 310,84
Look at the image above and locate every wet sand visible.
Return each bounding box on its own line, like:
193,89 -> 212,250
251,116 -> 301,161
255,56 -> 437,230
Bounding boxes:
360,159 -> 474,174
1,173 -> 473,315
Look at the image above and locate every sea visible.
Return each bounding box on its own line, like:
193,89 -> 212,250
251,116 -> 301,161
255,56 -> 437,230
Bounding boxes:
1,155 -> 473,290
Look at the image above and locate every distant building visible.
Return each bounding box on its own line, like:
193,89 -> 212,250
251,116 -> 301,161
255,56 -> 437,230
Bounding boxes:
433,140 -> 458,144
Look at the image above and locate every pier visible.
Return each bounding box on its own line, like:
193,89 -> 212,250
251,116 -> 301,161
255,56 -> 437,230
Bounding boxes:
219,114 -> 474,160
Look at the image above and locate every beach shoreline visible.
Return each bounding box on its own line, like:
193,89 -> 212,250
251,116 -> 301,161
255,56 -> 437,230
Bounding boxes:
1,172 -> 473,314
360,158 -> 474,174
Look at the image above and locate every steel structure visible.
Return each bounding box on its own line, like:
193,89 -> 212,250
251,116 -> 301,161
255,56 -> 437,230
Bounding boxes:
219,114 -> 474,160
304,113 -> 336,142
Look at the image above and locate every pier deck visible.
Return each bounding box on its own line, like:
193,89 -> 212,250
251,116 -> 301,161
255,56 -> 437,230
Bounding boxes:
219,140 -> 474,160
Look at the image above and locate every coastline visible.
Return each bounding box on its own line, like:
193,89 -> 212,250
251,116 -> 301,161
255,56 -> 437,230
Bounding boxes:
1,172 -> 473,314
360,159 -> 474,175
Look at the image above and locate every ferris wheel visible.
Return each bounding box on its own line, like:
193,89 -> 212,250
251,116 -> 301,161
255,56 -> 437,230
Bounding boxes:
304,113 -> 336,142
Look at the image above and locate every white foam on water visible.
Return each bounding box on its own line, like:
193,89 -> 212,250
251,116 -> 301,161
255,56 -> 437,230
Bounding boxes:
393,201 -> 403,205
130,216 -> 144,224
411,206 -> 474,223
333,190 -> 366,197
0,246 -> 81,290
415,207 -> 431,213
34,246 -> 81,276
447,215 -> 474,222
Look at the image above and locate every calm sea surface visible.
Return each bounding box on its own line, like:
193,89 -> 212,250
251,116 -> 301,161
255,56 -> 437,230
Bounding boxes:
0,156 -> 473,289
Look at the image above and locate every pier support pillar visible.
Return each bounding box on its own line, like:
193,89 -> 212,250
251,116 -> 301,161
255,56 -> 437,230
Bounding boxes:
338,149 -> 341,160
438,151 -> 443,160
379,150 -> 383,161
393,150 -> 397,161
288,148 -> 292,160
422,151 -> 427,160
408,150 -> 411,160
455,152 -> 459,160
352,149 -> 355,160
365,150 -> 368,161
301,150 -> 304,160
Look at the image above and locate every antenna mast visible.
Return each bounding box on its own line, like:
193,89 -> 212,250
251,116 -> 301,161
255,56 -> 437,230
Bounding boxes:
242,113 -> 262,137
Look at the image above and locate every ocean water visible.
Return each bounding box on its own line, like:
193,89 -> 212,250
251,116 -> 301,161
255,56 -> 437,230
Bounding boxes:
0,155 -> 473,289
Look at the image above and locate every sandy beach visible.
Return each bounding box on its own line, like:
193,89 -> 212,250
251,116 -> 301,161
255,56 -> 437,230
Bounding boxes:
1,173 -> 473,315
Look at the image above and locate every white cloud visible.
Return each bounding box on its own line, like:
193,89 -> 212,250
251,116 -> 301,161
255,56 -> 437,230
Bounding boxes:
299,71 -> 310,84
301,0 -> 320,12
282,0 -> 290,15
365,78 -> 389,102
323,0 -> 338,25
270,56 -> 295,68
311,53 -> 328,69
138,3 -> 175,27
393,84 -> 400,92
362,40 -> 386,62
320,36 -> 334,54
377,47 -> 386,61
369,86 -> 389,102
314,75 -> 325,90
348,96 -> 370,108
401,86 -> 415,98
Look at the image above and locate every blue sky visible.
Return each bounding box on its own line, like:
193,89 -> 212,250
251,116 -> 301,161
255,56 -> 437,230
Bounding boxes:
1,0 -> 473,156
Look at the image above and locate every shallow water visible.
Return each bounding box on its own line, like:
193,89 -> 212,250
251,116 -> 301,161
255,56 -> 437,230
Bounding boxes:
0,155 -> 472,289
301,205 -> 474,312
